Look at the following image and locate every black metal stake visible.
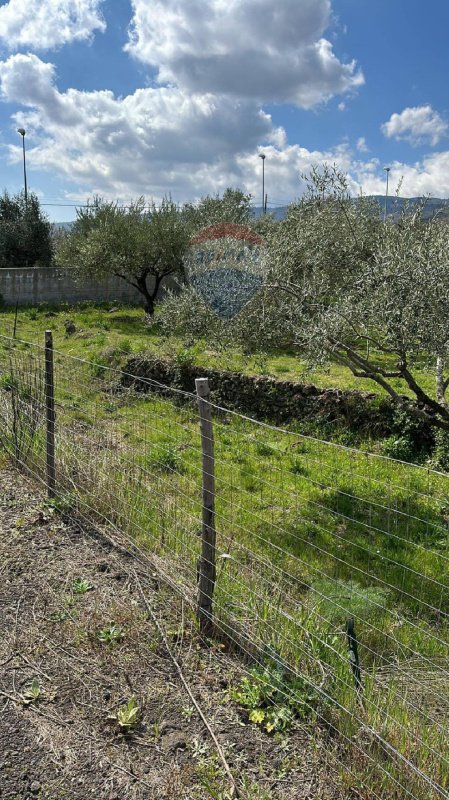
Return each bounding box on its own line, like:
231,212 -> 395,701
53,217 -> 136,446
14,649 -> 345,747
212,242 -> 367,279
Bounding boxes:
346,617 -> 362,694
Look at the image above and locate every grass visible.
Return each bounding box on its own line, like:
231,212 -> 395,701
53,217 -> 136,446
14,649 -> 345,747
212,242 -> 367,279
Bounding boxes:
0,304 -> 448,797
0,301 -> 439,399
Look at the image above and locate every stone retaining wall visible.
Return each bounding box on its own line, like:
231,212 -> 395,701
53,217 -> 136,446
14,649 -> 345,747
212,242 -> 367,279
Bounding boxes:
122,355 -> 398,436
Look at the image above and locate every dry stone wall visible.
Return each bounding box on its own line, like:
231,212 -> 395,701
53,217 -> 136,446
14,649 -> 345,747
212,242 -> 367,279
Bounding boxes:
122,354 -> 398,436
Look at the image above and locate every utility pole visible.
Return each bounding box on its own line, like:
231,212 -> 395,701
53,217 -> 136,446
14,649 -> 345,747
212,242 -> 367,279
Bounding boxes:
17,128 -> 28,206
383,166 -> 390,222
259,153 -> 266,214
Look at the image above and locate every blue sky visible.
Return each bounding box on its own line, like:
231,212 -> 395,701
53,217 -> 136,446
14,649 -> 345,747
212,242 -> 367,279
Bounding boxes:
1,0 -> 449,221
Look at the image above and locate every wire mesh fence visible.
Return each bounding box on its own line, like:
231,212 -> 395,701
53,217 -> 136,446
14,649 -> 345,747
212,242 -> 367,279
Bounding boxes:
0,330 -> 448,799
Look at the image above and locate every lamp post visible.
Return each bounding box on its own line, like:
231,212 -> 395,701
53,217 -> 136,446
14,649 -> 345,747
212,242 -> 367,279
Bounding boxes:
17,128 -> 28,206
259,153 -> 266,214
383,166 -> 390,222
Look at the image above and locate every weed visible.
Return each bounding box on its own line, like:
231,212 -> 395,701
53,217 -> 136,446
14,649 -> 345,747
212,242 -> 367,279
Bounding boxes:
190,736 -> 209,759
0,373 -> 17,392
256,442 -> 274,457
231,664 -> 316,733
97,623 -> 124,645
111,696 -> 140,730
152,721 -> 161,741
239,776 -> 273,799
46,494 -> 76,515
73,627 -> 88,647
22,678 -> 41,705
120,338 -> 133,354
49,610 -> 69,623
175,346 -> 196,368
89,354 -> 109,378
71,577 -> 94,595
429,429 -> 449,470
181,704 -> 195,721
253,351 -> 269,375
150,443 -> 183,473
290,458 -> 307,476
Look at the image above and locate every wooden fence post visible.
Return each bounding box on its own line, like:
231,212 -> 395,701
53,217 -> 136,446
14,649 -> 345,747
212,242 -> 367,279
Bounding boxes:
195,378 -> 216,635
44,330 -> 56,498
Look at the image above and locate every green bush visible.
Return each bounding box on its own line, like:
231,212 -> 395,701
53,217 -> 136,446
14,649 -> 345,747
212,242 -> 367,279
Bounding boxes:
381,407 -> 434,463
231,663 -> 317,733
429,429 -> 449,471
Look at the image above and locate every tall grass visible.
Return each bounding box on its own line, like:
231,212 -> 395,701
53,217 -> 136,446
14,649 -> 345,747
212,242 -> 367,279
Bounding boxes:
0,338 -> 448,799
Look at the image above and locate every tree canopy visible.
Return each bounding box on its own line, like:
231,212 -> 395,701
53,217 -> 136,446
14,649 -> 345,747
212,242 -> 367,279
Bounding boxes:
158,165 -> 449,432
0,191 -> 53,269
182,188 -> 253,232
260,166 -> 449,430
56,197 -> 190,313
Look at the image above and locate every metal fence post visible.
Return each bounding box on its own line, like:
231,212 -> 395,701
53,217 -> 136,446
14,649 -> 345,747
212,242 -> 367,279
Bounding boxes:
195,378 -> 216,635
346,617 -> 362,694
44,330 -> 56,498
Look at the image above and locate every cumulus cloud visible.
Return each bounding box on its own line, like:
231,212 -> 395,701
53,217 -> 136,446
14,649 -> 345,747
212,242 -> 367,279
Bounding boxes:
1,54 -> 363,204
381,105 -> 448,147
0,0 -> 105,51
125,0 -> 364,107
0,53 -> 273,199
242,147 -> 449,203
356,152 -> 449,198
4,52 -> 449,206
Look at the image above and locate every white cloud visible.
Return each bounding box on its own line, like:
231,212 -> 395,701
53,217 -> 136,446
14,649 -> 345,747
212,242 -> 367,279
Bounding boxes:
356,136 -> 369,153
381,105 -> 448,147
4,54 -> 449,207
0,54 -> 361,204
355,152 -> 449,198
125,0 -> 364,108
0,53 -> 273,200
0,0 -> 105,51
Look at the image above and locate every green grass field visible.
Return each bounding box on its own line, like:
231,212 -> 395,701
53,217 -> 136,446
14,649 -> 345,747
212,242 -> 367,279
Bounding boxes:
0,301 -> 438,399
0,303 -> 448,798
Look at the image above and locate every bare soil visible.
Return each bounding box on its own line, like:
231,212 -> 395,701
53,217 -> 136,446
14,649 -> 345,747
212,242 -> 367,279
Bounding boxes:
0,463 -> 344,800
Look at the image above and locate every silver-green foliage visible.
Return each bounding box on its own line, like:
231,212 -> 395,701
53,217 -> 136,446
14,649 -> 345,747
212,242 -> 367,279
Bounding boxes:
56,197 -> 189,314
182,188 -> 253,231
267,166 -> 449,429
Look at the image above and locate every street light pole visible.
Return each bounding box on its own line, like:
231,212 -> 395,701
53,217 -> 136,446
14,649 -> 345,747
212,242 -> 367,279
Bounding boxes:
259,153 -> 266,214
17,128 -> 28,206
383,166 -> 390,222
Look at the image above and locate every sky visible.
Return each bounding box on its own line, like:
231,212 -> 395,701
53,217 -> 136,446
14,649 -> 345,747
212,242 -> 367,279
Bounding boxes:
1,0 -> 449,221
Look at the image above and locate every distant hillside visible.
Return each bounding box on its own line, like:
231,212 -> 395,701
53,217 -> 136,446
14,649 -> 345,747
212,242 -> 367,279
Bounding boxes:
52,221 -> 74,231
254,196 -> 449,221
368,195 -> 449,220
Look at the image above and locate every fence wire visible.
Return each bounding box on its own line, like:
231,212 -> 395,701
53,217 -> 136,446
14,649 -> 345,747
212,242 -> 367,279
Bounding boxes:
0,331 -> 448,800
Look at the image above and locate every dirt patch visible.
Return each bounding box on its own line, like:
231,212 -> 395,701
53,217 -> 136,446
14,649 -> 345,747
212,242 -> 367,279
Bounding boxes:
0,464 -> 344,800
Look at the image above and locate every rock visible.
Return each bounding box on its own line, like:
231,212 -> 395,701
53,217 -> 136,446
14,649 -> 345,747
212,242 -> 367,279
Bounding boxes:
63,319 -> 76,336
161,730 -> 188,753
30,781 -> 41,793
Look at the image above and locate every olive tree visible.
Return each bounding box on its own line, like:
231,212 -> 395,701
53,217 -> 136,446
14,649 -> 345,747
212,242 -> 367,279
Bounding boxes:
265,167 -> 449,431
182,188 -> 253,232
57,197 -> 189,313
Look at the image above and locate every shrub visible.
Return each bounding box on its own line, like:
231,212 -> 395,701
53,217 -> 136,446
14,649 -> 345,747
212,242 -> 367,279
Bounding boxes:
429,429 -> 449,471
